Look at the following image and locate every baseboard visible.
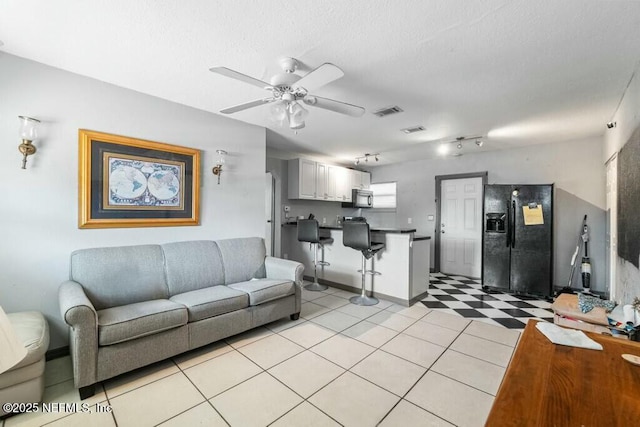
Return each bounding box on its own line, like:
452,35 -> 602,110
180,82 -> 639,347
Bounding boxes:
303,275 -> 414,307
46,346 -> 70,361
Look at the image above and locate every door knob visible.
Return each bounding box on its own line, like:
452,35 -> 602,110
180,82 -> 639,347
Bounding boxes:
441,230 -> 445,234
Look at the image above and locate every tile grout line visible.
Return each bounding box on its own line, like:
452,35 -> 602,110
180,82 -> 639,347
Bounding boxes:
171,354 -> 232,427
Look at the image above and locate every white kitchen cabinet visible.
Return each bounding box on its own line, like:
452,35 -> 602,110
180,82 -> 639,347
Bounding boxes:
316,163 -> 327,200
350,170 -> 371,190
288,158 -> 360,201
335,167 -> 352,202
326,165 -> 338,201
288,158 -> 318,199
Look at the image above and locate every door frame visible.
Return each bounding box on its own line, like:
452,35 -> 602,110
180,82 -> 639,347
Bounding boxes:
434,171 -> 488,274
265,172 -> 276,256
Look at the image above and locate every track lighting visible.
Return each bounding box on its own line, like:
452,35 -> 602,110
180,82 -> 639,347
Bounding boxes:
606,121 -> 617,129
354,153 -> 380,165
438,136 -> 484,156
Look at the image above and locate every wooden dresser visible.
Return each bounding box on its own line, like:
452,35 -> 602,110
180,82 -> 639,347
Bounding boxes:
486,320 -> 640,426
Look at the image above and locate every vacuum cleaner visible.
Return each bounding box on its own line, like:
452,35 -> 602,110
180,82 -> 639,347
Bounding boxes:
565,215 -> 592,294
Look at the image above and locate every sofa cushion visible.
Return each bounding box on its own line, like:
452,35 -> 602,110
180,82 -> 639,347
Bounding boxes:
97,300 -> 187,346
216,237 -> 267,284
170,286 -> 249,322
70,245 -> 168,310
162,240 -> 226,296
228,279 -> 296,306
6,311 -> 49,370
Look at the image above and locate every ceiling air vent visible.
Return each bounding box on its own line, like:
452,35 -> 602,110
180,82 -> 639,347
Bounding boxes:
373,105 -> 404,117
401,125 -> 426,134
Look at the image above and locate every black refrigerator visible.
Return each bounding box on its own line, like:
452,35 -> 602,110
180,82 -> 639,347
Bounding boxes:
482,184 -> 553,297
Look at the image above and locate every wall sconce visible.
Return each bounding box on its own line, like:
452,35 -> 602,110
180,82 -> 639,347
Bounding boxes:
212,149 -> 227,184
18,116 -> 40,169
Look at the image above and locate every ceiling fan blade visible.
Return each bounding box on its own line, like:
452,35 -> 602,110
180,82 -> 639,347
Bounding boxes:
220,98 -> 274,114
292,63 -> 344,92
303,95 -> 365,117
210,67 -> 273,90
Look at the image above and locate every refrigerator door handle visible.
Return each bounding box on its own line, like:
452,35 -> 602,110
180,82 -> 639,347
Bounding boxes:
506,200 -> 511,247
511,200 -> 516,248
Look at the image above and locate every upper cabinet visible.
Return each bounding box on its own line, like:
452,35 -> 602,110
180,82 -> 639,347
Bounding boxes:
335,167 -> 352,202
288,158 -> 318,199
354,169 -> 371,190
288,158 -> 370,201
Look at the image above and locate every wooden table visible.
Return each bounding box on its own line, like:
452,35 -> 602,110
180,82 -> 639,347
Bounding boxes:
486,320 -> 640,426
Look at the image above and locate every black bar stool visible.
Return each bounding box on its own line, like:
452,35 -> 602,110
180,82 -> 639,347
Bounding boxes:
298,219 -> 334,291
342,221 -> 385,305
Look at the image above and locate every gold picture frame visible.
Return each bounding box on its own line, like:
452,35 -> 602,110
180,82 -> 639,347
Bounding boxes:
79,129 -> 200,229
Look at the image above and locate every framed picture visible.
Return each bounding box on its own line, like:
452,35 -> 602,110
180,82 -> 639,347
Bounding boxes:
78,129 -> 200,228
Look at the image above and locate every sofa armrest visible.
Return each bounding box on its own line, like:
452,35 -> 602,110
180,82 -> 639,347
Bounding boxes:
264,257 -> 304,287
58,280 -> 99,388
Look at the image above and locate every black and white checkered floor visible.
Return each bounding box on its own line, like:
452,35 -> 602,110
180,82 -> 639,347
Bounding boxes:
421,272 -> 554,330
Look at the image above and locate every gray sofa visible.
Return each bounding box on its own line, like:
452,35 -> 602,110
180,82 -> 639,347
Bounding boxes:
58,237 -> 304,399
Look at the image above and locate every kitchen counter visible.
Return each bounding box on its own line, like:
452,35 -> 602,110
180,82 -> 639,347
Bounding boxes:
282,222 -> 418,234
282,225 -> 430,305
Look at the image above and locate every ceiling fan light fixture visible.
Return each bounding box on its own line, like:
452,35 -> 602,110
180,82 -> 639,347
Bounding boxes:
269,100 -> 289,127
288,102 -> 308,129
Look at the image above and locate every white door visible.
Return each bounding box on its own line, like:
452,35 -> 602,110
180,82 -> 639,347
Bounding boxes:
440,177 -> 483,277
265,172 -> 275,256
606,154 -> 618,301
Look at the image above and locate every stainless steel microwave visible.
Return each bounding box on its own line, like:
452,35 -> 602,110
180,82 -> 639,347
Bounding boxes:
351,189 -> 373,208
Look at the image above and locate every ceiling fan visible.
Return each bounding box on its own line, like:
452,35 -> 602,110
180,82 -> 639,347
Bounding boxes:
210,57 -> 365,130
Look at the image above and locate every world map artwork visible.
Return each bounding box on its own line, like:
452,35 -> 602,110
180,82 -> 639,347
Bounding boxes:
108,156 -> 182,208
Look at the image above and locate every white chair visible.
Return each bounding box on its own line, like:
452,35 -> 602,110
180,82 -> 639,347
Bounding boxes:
0,311 -> 49,418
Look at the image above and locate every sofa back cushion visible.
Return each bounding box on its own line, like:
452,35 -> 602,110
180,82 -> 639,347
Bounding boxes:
162,240 -> 225,296
70,245 -> 168,310
216,237 -> 266,285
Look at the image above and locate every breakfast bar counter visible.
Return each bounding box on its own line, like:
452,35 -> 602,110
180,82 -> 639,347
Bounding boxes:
282,223 -> 430,305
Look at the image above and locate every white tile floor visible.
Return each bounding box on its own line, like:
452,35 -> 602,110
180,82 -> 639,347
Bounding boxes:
2,282 -> 526,427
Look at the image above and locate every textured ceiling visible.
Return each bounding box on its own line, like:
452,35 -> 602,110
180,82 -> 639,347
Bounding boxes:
1,0 -> 639,166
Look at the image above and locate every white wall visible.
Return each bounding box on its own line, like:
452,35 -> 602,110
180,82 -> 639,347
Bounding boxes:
604,69 -> 640,160
604,66 -> 640,304
366,137 -> 607,292
0,54 -> 267,349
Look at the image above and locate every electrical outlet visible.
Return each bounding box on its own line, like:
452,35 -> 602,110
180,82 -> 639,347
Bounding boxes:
322,217 -> 326,224
283,253 -> 288,259
408,217 -> 412,224
427,215 -> 434,221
